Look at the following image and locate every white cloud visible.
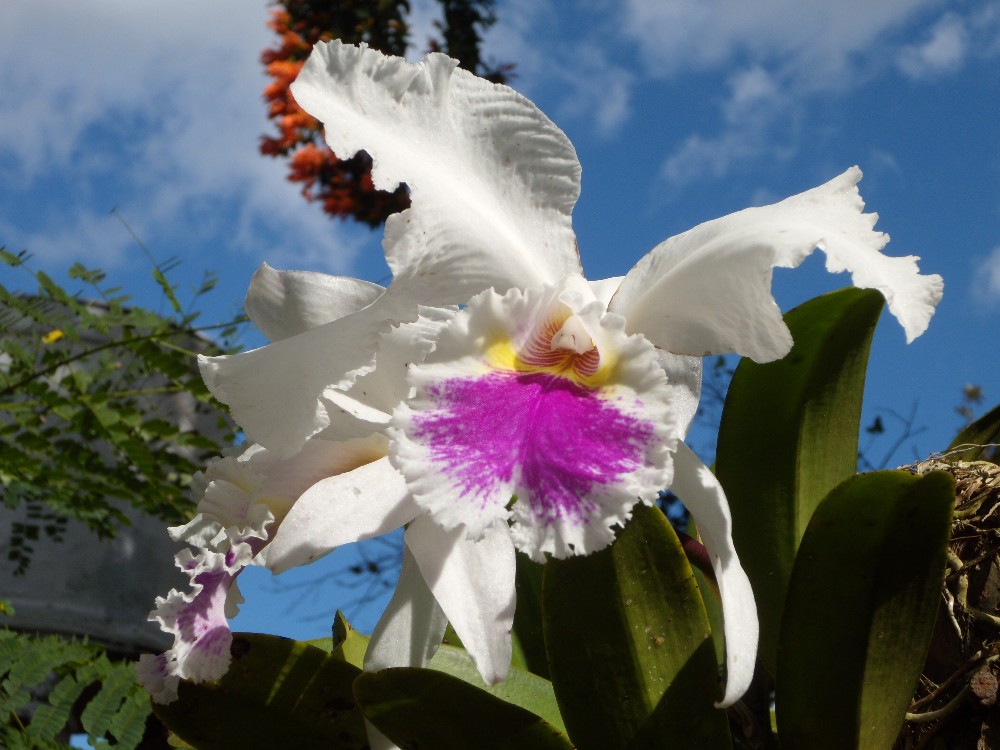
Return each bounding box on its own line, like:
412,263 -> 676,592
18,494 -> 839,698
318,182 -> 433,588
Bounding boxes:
897,13 -> 969,78
0,0 -> 373,278
661,131 -> 754,189
0,209 -> 132,268
724,67 -> 782,122
622,0 -> 941,86
484,0 -> 991,193
553,49 -> 634,137
973,3 -> 1000,57
867,149 -> 902,175
642,2 -> 1000,190
487,0 -> 634,137
972,246 -> 1000,304
896,4 -> 1000,78
660,65 -> 796,189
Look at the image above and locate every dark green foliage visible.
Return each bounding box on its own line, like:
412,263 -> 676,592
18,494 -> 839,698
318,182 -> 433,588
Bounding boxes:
356,667 -> 574,750
154,633 -> 370,749
776,471 -> 955,750
717,287 -> 885,673
948,400 -> 1000,462
0,248 -> 243,572
0,630 -> 151,749
543,504 -> 731,750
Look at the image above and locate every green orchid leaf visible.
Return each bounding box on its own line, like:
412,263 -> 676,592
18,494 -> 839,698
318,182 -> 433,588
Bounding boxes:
776,470 -> 954,750
512,551 -> 549,678
428,644 -> 566,734
355,667 -> 574,750
947,401 -> 1000,461
543,504 -> 731,750
302,611 -> 564,730
154,633 -> 368,749
716,287 -> 884,673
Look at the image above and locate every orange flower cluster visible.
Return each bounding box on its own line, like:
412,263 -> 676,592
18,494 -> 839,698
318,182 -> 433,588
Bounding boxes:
260,4 -> 410,227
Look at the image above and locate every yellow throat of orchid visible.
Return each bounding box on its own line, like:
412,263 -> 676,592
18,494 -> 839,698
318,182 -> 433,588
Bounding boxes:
484,313 -> 616,388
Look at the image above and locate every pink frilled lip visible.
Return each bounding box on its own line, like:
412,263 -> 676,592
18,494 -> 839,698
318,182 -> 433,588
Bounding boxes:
390,284 -> 684,561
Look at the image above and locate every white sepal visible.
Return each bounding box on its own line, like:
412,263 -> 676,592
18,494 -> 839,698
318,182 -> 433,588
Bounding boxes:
670,443 -> 758,708
365,544 -> 448,673
265,455 -> 420,574
199,292 -> 416,458
405,516 -> 516,686
245,262 -> 383,342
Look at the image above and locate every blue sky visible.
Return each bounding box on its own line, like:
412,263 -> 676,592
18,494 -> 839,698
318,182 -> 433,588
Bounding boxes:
2,0 -> 998,639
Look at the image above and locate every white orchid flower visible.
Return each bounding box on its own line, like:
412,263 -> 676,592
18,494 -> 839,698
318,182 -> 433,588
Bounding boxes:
138,432 -> 393,703
198,41 -> 942,709
140,266 -> 453,704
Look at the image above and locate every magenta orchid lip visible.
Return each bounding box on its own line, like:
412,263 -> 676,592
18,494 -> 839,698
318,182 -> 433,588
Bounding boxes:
414,370 -> 656,527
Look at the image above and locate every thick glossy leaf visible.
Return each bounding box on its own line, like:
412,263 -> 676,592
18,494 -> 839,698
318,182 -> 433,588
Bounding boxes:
543,504 -> 730,750
716,287 -> 884,673
428,644 -> 566,734
948,401 -> 1000,461
512,552 -> 549,678
776,470 -> 954,750
154,633 -> 368,749
355,667 -> 574,750
306,613 -> 565,732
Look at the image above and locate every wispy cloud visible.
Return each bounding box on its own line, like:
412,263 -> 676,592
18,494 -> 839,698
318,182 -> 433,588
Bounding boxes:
487,0 -> 635,138
972,246 -> 1000,305
622,0 -> 939,86
487,0 -> 971,189
631,1 -> 1000,191
896,4 -> 1000,79
897,13 -> 970,78
0,0 -> 373,278
659,65 -> 798,190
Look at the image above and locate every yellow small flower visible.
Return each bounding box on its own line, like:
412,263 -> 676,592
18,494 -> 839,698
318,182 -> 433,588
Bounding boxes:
41,329 -> 64,344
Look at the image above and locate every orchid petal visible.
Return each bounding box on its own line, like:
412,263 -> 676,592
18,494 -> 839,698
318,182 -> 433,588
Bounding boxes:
670,442 -> 758,708
405,515 -> 516,685
361,544 -> 447,750
136,653 -> 179,704
245,262 -> 383,341
323,306 -> 455,429
365,544 -> 448,673
199,293 -> 416,458
610,167 -> 943,362
595,277 -> 702,434
171,438 -> 372,553
264,456 -> 419,574
253,434 -> 390,515
168,457 -> 270,550
145,540 -> 259,698
291,40 -> 582,303
656,351 -> 703,435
